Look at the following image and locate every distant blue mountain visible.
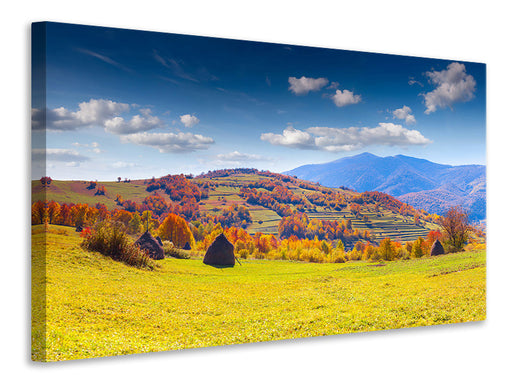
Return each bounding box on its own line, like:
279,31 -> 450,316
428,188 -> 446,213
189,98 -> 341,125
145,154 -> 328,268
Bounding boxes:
285,152 -> 486,221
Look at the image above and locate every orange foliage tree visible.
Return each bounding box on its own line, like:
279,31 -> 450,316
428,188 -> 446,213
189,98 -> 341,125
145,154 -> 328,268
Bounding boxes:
94,185 -> 106,196
31,201 -> 46,224
47,201 -> 61,224
157,213 -> 195,248
70,203 -> 92,227
278,213 -> 308,239
112,210 -> 133,227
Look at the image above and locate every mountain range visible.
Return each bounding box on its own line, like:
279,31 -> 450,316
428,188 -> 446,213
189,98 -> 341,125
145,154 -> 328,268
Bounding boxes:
285,152 -> 486,221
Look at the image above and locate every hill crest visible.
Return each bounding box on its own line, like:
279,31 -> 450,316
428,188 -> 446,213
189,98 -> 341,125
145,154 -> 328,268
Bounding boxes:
33,168 -> 440,246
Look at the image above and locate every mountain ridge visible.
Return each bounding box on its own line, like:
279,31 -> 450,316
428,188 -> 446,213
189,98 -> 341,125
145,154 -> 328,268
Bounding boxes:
285,153 -> 486,221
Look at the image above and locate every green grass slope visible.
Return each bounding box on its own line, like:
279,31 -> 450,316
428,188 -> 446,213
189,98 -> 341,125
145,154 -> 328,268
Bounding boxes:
32,225 -> 486,361
32,179 -> 166,210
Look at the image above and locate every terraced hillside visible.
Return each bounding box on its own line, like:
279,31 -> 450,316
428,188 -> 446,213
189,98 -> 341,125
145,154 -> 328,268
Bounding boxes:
306,208 -> 437,243
33,169 -> 440,246
197,172 -> 438,242
195,174 -> 285,235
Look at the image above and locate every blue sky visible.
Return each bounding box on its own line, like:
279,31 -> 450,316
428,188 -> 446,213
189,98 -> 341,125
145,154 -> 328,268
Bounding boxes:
32,22 -> 486,181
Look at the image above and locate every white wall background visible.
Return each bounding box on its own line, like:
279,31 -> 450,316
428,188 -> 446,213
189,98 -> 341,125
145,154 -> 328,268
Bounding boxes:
2,1 -> 510,382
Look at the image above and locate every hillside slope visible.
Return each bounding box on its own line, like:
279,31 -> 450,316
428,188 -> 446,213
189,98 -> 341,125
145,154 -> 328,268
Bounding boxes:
32,169 -> 439,245
286,153 -> 486,221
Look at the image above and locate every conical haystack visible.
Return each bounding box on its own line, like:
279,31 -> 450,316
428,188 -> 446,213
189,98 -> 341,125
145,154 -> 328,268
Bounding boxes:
135,231 -> 164,260
203,233 -> 235,267
430,239 -> 445,256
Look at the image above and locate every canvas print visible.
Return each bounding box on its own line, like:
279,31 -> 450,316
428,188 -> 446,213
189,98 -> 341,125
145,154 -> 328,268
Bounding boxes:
31,22 -> 486,361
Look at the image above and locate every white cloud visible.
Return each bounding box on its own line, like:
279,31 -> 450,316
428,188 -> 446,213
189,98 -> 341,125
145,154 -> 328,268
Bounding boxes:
260,126 -> 316,149
32,148 -> 89,163
167,59 -> 199,83
408,77 -> 423,87
31,108 -> 45,130
261,123 -> 431,152
32,100 -> 166,136
90,142 -> 102,153
153,50 -> 169,68
112,161 -> 137,169
72,141 -> 104,153
77,48 -> 132,72
423,62 -> 476,114
288,76 -> 329,95
32,99 -> 130,131
212,151 -> 273,167
153,51 -> 200,83
216,151 -> 271,162
332,89 -> 362,107
392,105 -> 416,125
66,99 -> 129,126
104,113 -> 162,134
120,132 -> 214,153
139,108 -> 153,116
180,114 -> 200,128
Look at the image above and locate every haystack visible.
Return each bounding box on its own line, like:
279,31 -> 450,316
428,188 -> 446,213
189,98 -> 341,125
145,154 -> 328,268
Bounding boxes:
430,239 -> 445,256
155,236 -> 163,246
134,231 -> 164,260
183,241 -> 191,250
203,233 -> 235,267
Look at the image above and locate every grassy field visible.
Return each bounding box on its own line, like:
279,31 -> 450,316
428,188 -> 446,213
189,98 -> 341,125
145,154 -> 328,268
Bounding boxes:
32,225 -> 486,361
32,180 -> 159,210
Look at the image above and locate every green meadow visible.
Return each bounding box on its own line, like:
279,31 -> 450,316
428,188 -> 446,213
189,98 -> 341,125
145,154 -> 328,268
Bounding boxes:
32,225 -> 486,361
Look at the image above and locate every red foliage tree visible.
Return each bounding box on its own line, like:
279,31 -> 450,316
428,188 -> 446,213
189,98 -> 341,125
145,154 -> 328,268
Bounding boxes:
40,176 -> 52,187
440,206 -> 472,252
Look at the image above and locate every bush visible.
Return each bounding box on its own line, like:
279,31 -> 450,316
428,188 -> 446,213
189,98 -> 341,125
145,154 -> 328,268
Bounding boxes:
81,221 -> 154,269
466,242 -> 485,251
162,240 -> 190,259
238,249 -> 250,259
330,248 -> 346,263
347,249 -> 362,261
